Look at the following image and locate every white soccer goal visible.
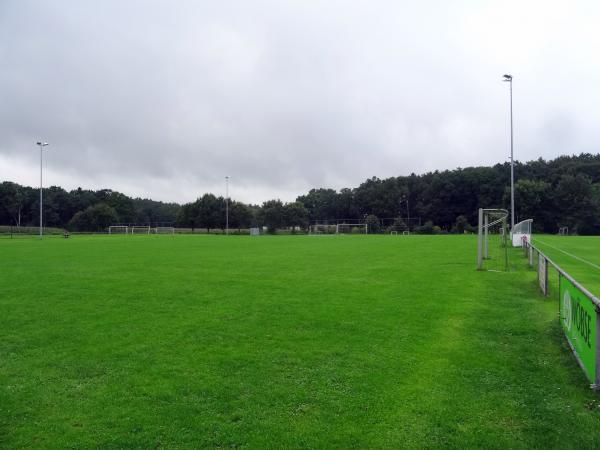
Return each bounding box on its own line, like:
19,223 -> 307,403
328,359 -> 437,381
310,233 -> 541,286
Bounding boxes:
335,223 -> 368,235
108,225 -> 128,234
250,227 -> 260,236
477,208 -> 509,271
309,224 -> 336,235
559,226 -> 569,236
511,219 -> 533,247
402,231 -> 410,235
390,231 -> 398,235
131,226 -> 151,235
154,227 -> 175,234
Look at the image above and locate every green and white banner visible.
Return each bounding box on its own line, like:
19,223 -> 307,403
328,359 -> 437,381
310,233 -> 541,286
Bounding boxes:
560,275 -> 598,384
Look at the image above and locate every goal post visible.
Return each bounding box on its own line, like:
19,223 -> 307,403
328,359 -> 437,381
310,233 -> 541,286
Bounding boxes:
309,224 -> 336,235
154,227 -> 175,234
108,225 -> 128,234
477,208 -> 509,271
335,223 -> 367,235
131,226 -> 151,235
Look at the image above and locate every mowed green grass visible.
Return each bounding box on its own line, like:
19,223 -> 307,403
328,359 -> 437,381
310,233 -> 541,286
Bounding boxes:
533,235 -> 600,298
2,235 -> 600,449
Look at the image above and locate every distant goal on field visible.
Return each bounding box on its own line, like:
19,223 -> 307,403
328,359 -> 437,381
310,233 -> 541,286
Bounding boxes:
108,225 -> 128,234
108,225 -> 175,235
308,223 -> 368,235
335,223 -> 367,234
309,224 -> 336,235
130,226 -> 151,234
154,227 -> 175,234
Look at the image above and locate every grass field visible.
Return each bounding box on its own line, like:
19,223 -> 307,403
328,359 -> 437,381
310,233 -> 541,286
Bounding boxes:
533,235 -> 600,299
2,235 -> 600,448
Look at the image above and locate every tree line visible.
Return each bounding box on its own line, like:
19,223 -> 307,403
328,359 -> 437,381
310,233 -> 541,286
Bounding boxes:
2,153 -> 600,234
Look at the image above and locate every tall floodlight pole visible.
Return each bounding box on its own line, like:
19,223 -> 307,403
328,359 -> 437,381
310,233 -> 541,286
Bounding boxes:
503,74 -> 515,230
36,142 -> 49,238
225,176 -> 229,235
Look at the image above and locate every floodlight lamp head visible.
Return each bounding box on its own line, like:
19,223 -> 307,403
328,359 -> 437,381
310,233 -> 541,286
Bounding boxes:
503,74 -> 512,81
36,141 -> 48,146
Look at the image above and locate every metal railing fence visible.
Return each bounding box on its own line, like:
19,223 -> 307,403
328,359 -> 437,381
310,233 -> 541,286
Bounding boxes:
523,239 -> 600,389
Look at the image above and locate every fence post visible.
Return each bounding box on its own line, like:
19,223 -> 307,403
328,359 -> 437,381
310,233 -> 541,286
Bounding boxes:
544,255 -> 548,296
537,253 -> 548,297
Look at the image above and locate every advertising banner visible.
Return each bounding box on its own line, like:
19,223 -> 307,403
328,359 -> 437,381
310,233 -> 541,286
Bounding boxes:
560,275 -> 598,384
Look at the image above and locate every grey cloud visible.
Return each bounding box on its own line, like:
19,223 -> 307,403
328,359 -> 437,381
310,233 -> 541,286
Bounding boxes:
1,0 -> 600,204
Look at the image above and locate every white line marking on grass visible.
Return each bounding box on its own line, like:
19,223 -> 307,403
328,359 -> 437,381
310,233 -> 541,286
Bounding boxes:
535,239 -> 600,271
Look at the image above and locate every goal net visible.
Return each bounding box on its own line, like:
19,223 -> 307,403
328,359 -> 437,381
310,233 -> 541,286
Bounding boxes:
336,223 -> 367,234
559,226 -> 569,236
108,225 -> 128,234
131,226 -> 151,235
511,219 -> 533,247
477,208 -> 509,271
154,227 -> 175,234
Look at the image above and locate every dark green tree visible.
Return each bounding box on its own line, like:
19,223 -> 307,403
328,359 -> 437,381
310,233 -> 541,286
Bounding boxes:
229,202 -> 254,231
283,201 -> 309,232
260,199 -> 285,233
197,194 -> 224,233
177,202 -> 200,231
296,188 -> 338,221
68,203 -> 119,231
0,182 -> 25,226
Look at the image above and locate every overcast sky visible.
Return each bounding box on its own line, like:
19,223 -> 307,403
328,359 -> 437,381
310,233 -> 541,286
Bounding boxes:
1,1 -> 599,204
